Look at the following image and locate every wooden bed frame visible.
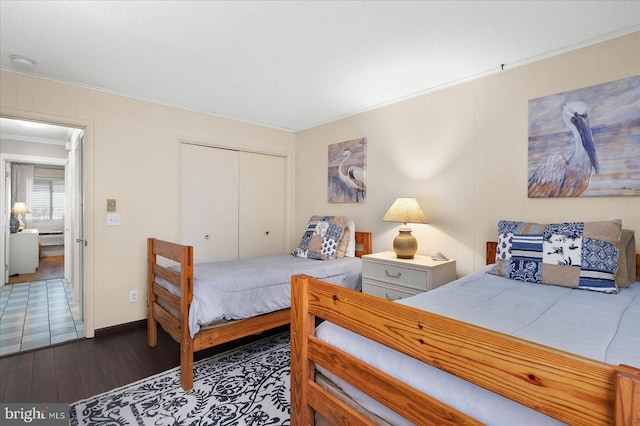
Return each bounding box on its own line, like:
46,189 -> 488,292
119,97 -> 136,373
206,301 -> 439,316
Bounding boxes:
147,231 -> 372,391
291,244 -> 640,425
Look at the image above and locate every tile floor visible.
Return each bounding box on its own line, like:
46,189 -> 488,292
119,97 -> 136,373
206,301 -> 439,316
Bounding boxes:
0,278 -> 84,356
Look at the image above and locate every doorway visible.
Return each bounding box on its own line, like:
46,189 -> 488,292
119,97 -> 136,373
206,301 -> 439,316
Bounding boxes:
0,117 -> 84,355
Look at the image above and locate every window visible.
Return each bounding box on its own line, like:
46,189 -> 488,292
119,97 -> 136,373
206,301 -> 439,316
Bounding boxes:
30,176 -> 65,220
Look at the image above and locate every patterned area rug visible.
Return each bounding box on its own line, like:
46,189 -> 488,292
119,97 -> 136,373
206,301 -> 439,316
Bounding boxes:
70,333 -> 290,425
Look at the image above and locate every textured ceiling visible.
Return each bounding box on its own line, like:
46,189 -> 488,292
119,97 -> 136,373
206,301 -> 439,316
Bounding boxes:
1,1 -> 639,132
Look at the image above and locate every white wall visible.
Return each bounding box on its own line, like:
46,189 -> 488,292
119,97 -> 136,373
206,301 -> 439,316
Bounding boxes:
294,31 -> 640,277
1,31 -> 637,332
1,71 -> 295,334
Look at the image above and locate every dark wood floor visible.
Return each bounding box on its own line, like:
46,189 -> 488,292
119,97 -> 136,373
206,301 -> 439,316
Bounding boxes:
8,255 -> 64,284
0,322 -> 288,403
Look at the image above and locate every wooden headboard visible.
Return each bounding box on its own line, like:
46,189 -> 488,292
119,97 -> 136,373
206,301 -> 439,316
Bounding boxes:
354,231 -> 372,258
486,241 -> 498,266
486,241 -> 640,281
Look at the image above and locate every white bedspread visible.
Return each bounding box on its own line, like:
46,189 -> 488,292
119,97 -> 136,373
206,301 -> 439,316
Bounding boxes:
316,266 -> 640,425
160,254 -> 362,337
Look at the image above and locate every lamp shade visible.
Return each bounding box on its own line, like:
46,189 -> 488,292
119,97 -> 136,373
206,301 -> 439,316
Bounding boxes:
12,202 -> 31,214
382,198 -> 427,225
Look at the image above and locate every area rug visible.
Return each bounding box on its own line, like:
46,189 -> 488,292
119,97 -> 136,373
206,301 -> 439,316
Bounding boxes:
70,333 -> 290,425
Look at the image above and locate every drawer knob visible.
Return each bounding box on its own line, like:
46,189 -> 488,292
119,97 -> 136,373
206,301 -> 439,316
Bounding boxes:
385,269 -> 402,279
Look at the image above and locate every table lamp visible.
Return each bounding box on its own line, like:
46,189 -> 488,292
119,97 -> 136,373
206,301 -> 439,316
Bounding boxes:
12,202 -> 31,231
382,197 -> 427,259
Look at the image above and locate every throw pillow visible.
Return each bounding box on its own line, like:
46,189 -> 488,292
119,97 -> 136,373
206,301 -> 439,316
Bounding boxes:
489,220 -> 621,293
292,215 -> 349,260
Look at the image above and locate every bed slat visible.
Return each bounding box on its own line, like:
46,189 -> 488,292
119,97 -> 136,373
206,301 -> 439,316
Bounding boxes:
151,263 -> 182,289
308,335 -> 482,425
151,282 -> 181,312
152,304 -> 181,342
292,274 -> 637,426
307,380 -> 376,426
152,238 -> 191,263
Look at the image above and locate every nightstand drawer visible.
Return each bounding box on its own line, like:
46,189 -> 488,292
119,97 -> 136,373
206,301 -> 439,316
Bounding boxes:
364,261 -> 429,292
362,280 -> 419,301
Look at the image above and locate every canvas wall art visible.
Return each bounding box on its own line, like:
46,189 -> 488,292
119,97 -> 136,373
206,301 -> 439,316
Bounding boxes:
528,75 -> 640,197
328,137 -> 367,203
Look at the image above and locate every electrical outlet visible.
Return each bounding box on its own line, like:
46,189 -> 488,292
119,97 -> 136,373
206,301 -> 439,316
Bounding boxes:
129,290 -> 138,303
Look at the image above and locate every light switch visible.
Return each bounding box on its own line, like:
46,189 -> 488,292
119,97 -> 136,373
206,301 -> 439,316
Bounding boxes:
107,213 -> 121,226
107,199 -> 116,212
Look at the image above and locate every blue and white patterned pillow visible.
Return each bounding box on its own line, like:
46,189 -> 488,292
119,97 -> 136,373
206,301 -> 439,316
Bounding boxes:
292,216 -> 349,260
489,220 -> 621,294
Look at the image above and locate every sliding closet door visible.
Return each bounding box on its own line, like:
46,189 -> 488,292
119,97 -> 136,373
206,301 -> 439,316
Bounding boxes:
180,144 -> 239,263
238,151 -> 285,258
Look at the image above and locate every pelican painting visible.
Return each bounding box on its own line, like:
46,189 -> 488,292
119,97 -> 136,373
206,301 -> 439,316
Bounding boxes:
328,137 -> 367,203
528,101 -> 599,197
527,75 -> 640,198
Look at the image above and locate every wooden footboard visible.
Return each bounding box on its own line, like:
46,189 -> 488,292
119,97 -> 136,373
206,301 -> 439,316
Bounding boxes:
147,238 -> 293,390
290,274 -> 640,425
147,238 -> 195,389
148,232 -> 373,391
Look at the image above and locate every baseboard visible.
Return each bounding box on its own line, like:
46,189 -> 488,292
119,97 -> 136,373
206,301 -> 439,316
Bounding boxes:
95,319 -> 147,337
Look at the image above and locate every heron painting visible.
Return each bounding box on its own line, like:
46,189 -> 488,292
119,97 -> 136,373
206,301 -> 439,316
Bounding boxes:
528,75 -> 640,197
328,137 -> 367,203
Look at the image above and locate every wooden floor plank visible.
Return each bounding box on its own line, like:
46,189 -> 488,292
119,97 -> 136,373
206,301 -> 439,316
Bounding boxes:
54,344 -> 84,403
0,322 -> 287,404
8,255 -> 64,284
3,354 -> 34,402
31,349 -> 59,402
0,353 -> 14,401
73,338 -> 116,398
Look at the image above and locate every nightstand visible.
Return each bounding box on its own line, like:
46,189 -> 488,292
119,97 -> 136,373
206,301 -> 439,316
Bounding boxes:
362,251 -> 456,300
9,229 -> 40,275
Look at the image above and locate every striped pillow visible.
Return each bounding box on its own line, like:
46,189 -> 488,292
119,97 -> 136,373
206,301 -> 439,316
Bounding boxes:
489,220 -> 621,293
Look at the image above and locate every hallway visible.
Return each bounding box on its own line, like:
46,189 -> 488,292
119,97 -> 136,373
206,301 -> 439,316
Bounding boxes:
0,259 -> 84,357
8,255 -> 64,284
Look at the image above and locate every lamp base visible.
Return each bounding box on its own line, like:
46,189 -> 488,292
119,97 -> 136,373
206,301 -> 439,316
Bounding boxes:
9,214 -> 19,233
393,228 -> 418,259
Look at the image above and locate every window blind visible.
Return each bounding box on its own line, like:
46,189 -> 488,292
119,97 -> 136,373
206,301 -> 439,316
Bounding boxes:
31,177 -> 65,220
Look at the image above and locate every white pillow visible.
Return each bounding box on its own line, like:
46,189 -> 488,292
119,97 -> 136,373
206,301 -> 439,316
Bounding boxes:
345,220 -> 356,257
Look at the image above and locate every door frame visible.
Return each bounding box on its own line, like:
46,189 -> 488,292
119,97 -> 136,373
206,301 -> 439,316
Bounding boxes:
0,109 -> 95,338
1,152 -> 66,282
0,153 -> 67,280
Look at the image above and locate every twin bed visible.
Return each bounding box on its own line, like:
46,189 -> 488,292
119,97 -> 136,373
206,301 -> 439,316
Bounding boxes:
148,216 -> 639,425
291,221 -> 640,425
147,216 -> 372,390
